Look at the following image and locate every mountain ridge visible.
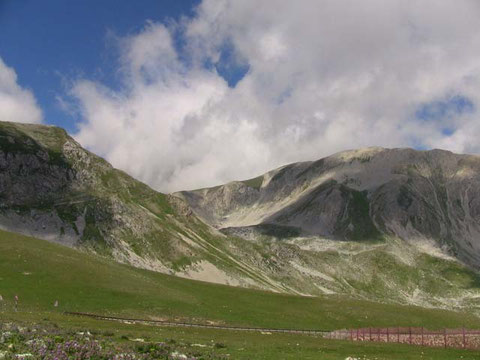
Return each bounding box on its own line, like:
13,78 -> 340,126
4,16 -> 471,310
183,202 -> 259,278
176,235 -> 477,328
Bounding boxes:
177,146 -> 480,267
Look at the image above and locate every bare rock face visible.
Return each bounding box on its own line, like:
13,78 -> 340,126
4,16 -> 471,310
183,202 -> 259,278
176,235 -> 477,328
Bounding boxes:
178,147 -> 480,268
0,123 -> 81,244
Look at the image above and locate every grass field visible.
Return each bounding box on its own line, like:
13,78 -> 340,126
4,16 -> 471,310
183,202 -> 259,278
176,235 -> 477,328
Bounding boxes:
2,312 -> 480,360
2,229 -> 480,358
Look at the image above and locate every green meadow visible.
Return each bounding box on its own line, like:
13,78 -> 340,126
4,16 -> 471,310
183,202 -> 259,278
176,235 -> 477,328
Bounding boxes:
1,228 -> 480,359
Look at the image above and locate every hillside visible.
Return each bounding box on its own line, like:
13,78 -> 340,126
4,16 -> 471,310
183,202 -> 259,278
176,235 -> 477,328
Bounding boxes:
3,228 -> 480,360
2,228 -> 479,330
177,147 -> 480,309
0,121 -> 276,289
2,121 -> 480,311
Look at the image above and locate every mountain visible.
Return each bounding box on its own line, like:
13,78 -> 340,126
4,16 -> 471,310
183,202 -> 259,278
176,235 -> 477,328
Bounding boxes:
0,121 -> 274,289
178,147 -> 480,267
177,147 -> 480,309
1,121 -> 480,312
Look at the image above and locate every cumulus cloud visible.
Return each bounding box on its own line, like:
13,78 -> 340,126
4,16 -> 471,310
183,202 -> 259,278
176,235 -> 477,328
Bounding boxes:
0,57 -> 43,124
72,0 -> 480,192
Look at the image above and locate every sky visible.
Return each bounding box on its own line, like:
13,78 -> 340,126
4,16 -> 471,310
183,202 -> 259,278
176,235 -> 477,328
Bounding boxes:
1,0 -> 480,192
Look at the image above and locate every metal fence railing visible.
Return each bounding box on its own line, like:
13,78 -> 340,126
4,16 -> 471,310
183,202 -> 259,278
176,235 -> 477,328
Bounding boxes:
326,327 -> 480,349
65,312 -> 330,335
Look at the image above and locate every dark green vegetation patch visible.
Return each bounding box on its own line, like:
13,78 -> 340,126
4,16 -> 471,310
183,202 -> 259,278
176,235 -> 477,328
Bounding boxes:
240,175 -> 264,189
334,185 -> 383,242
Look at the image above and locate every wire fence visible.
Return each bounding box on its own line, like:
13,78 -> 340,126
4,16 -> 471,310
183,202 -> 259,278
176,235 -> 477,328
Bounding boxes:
65,312 -> 330,335
326,327 -> 480,350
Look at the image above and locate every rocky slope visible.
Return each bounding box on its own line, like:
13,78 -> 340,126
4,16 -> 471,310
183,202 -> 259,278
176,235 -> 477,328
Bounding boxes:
178,147 -> 480,268
176,147 -> 480,310
1,121 -> 480,312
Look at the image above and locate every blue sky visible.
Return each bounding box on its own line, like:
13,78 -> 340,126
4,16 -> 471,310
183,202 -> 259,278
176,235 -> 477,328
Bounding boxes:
1,1 -> 479,191
0,0 -> 200,132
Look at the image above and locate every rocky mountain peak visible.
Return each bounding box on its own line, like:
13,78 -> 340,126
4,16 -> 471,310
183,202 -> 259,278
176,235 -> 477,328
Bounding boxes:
178,146 -> 480,267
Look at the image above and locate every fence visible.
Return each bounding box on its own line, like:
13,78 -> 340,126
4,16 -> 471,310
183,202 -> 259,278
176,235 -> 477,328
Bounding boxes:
326,327 -> 480,350
61,313 -> 480,351
65,312 -> 329,335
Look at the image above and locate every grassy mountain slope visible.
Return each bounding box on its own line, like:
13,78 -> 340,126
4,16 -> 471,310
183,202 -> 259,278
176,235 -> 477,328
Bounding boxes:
2,228 -> 480,359
1,228 -> 479,331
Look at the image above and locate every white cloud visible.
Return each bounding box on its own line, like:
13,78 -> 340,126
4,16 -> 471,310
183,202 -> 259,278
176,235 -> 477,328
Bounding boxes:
72,0 -> 480,192
0,57 -> 43,124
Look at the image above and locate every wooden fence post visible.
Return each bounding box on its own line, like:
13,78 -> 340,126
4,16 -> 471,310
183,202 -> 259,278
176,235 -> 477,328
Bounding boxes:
463,327 -> 466,348
397,327 -> 400,343
377,328 -> 380,342
387,327 -> 389,342
369,327 -> 372,341
421,327 -> 424,346
357,328 -> 359,341
444,328 -> 447,349
350,329 -> 353,341
409,327 -> 412,344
